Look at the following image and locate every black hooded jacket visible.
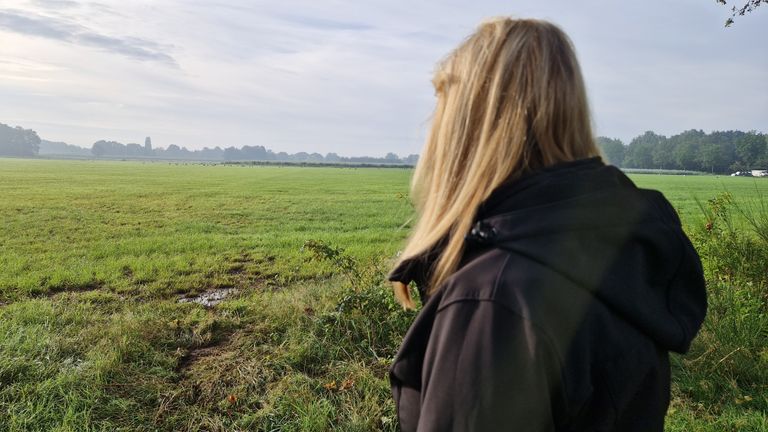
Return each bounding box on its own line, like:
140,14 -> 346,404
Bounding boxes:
388,158 -> 707,431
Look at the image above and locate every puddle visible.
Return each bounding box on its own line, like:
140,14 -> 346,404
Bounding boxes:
178,288 -> 237,307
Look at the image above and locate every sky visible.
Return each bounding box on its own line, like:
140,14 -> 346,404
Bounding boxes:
0,0 -> 766,157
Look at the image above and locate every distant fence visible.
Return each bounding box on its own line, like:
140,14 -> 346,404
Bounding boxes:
31,155 -> 416,168
221,161 -> 414,168
620,168 -> 707,175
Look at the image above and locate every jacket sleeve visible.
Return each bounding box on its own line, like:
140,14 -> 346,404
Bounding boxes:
416,300 -> 560,432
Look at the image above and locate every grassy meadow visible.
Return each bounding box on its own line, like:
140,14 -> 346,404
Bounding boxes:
1,158 -> 766,431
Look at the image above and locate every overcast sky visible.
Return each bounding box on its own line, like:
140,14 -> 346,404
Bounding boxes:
0,0 -> 766,156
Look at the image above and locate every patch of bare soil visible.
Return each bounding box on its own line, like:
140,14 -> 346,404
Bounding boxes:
175,252 -> 274,308
175,342 -> 230,373
222,252 -> 277,290
34,280 -> 104,299
177,287 -> 238,308
154,336 -> 239,422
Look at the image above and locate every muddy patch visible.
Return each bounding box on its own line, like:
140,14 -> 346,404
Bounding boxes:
178,287 -> 238,308
37,280 -> 104,299
176,344 -> 225,372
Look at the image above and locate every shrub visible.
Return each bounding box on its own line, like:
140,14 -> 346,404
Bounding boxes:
670,193 -> 768,429
301,240 -> 416,363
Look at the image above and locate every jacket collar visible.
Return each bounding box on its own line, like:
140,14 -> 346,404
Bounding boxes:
388,157 -> 608,301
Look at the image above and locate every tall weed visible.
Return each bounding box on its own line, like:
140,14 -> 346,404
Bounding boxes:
672,192 -> 768,427
302,240 -> 416,362
733,183 -> 768,244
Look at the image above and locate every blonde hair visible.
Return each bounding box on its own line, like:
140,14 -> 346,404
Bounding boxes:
393,17 -> 601,308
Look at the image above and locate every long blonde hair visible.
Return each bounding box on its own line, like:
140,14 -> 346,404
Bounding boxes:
393,17 -> 601,308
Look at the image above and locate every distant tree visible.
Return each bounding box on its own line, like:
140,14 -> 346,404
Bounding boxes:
625,131 -> 666,169
163,144 -> 184,159
38,140 -> 90,156
126,143 -> 144,157
696,134 -> 732,173
403,154 -> 420,165
651,138 -> 676,169
696,142 -> 717,173
709,131 -> 738,172
0,123 -> 41,157
757,135 -> 768,167
144,137 -> 152,155
325,152 -> 341,162
198,146 -> 224,160
596,137 -> 625,167
223,146 -> 240,160
670,129 -> 706,170
734,132 -> 766,168
240,145 -> 269,160
673,141 -> 698,171
384,152 -> 401,163
91,140 -> 126,157
91,141 -> 106,157
307,152 -> 325,162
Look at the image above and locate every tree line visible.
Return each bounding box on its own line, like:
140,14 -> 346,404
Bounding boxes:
598,130 -> 767,173
91,138 -> 420,165
0,124 -> 419,164
3,121 -> 766,172
83,130 -> 768,171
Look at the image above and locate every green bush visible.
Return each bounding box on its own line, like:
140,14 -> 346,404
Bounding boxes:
301,239 -> 416,364
669,193 -> 768,430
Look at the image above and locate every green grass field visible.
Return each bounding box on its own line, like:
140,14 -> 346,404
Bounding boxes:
1,158 -> 766,431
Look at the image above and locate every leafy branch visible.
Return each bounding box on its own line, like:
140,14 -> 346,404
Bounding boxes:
717,0 -> 767,27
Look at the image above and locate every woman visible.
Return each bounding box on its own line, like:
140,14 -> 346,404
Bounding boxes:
388,18 -> 707,431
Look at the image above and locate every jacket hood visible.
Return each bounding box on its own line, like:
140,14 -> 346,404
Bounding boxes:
389,158 -> 707,353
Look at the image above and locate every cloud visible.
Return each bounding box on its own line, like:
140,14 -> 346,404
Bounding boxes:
31,0 -> 79,9
272,13 -> 374,31
0,9 -> 176,65
76,33 -> 176,64
0,9 -> 73,38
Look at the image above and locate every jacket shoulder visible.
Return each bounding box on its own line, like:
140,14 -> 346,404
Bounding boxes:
435,248 -> 513,312
436,246 -> 580,324
635,188 -> 683,226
